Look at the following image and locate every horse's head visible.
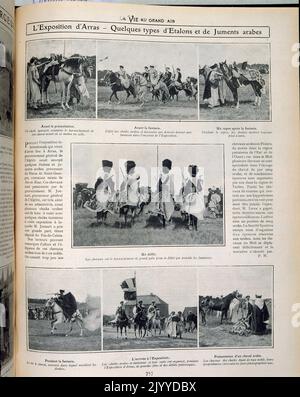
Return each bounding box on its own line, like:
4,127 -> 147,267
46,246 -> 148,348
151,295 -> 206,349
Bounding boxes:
45,297 -> 55,309
74,74 -> 90,99
219,61 -> 231,79
199,65 -> 207,76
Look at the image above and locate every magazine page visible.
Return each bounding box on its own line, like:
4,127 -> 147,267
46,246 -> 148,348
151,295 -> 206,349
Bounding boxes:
14,2 -> 300,377
0,0 -> 14,378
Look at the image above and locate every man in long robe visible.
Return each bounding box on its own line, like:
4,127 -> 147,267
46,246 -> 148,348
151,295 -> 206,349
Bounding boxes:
248,295 -> 270,335
182,164 -> 205,224
119,160 -> 140,207
203,64 -> 224,108
157,159 -> 175,224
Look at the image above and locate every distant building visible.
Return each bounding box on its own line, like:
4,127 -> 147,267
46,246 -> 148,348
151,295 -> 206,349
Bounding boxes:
124,293 -> 169,318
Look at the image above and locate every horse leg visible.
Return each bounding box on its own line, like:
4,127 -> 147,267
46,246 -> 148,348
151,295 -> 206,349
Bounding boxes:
108,90 -> 114,104
233,89 -> 239,109
65,79 -> 73,109
50,320 -> 56,334
61,83 -> 66,110
115,91 -> 120,104
66,322 -> 73,337
78,319 -> 84,337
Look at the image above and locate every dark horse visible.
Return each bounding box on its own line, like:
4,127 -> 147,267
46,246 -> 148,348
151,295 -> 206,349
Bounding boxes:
219,61 -> 264,109
119,205 -> 138,228
116,313 -> 130,339
134,310 -> 148,338
208,291 -> 238,324
103,70 -> 136,103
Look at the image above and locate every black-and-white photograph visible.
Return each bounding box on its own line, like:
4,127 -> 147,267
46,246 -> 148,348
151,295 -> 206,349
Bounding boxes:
0,265 -> 13,372
72,143 -> 224,247
198,44 -> 270,121
198,266 -> 273,348
27,268 -> 102,352
97,41 -> 198,120
26,40 -> 96,119
0,32 -> 13,137
103,268 -> 197,351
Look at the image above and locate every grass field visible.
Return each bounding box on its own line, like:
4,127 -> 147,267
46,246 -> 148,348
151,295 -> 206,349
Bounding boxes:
73,208 -> 224,247
28,319 -> 101,351
199,74 -> 270,121
97,85 -> 198,120
26,79 -> 96,119
199,315 -> 272,348
0,68 -> 12,137
103,325 -> 197,351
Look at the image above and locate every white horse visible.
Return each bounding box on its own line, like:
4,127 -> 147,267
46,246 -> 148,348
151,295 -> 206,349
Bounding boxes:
56,57 -> 86,110
45,297 -> 84,337
131,72 -> 149,107
147,309 -> 162,336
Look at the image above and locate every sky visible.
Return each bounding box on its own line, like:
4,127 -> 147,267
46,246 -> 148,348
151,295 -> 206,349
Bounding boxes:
198,266 -> 272,298
72,144 -> 224,193
103,268 -> 197,315
198,44 -> 270,68
27,268 -> 101,302
97,41 -> 198,78
26,39 -> 96,62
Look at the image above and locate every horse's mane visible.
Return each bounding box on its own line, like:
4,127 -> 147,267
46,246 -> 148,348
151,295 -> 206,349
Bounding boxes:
64,57 -> 82,68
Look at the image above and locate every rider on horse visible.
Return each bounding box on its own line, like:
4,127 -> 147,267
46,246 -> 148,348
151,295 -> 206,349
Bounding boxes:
118,65 -> 130,89
134,300 -> 146,319
115,301 -> 129,322
55,289 -> 78,321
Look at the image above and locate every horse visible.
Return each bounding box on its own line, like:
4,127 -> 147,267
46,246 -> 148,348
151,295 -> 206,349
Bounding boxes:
185,312 -> 197,332
45,297 -> 84,336
103,70 -> 136,103
147,309 -> 162,336
118,176 -> 141,228
68,56 -> 94,106
219,61 -> 265,109
133,309 -> 148,338
131,72 -> 149,106
183,77 -> 198,100
39,55 -> 90,109
208,291 -> 239,324
115,313 -> 130,339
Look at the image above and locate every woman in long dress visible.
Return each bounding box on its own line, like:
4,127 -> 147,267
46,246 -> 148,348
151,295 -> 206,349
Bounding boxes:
27,57 -> 41,109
